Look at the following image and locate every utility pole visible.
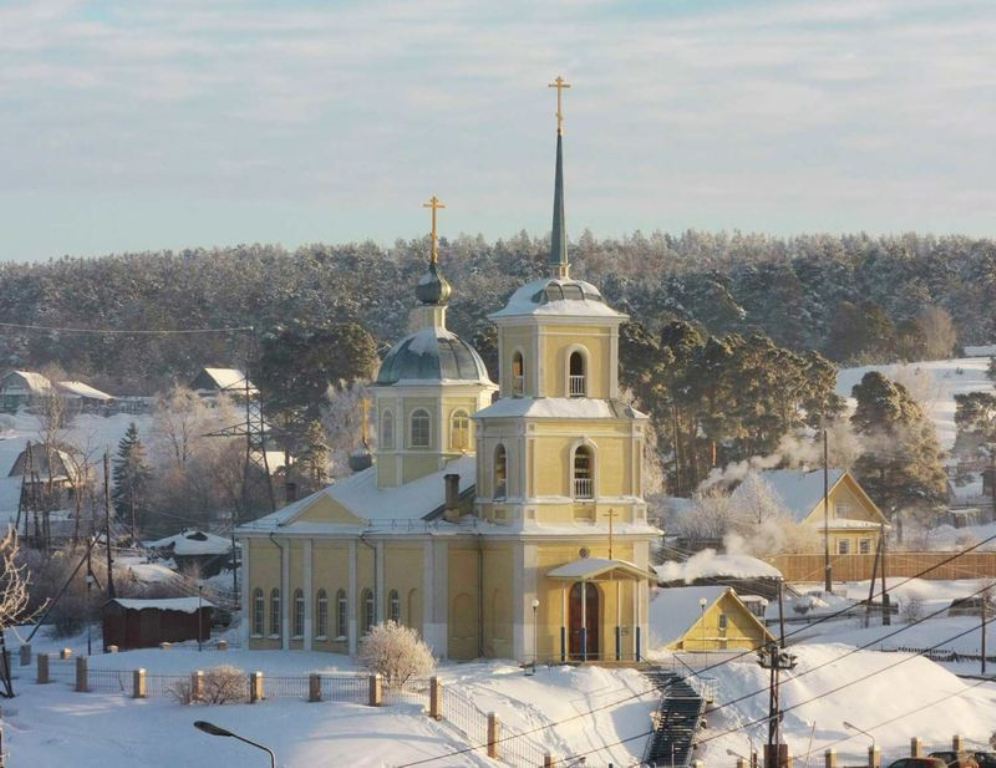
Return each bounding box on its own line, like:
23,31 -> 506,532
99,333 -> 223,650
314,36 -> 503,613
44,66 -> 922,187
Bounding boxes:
983,590 -> 988,677
758,643 -> 797,768
823,426 -> 832,592
880,522 -> 889,626
103,451 -> 115,599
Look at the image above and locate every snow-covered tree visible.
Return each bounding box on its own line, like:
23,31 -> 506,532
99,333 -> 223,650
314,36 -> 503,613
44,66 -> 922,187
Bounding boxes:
359,621 -> 435,688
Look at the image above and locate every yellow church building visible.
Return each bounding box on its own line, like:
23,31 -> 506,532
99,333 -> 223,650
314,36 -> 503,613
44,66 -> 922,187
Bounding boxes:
236,81 -> 659,663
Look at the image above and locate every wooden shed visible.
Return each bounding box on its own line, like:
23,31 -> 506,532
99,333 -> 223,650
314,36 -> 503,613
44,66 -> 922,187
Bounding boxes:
102,597 -> 214,650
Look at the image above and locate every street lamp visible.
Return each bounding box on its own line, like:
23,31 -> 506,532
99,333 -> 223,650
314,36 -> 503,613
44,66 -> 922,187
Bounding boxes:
193,721 -> 277,767
699,597 -> 708,652
530,598 -> 541,674
843,720 -> 876,751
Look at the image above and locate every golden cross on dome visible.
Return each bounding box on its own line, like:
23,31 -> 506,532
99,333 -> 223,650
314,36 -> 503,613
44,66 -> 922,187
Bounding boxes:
422,195 -> 446,264
547,75 -> 571,135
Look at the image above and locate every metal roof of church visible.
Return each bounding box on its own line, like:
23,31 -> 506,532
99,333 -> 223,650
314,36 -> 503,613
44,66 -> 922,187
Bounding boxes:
374,327 -> 491,386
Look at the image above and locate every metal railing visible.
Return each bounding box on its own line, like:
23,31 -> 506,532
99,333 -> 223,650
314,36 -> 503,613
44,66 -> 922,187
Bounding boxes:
441,686 -> 488,746
573,477 -> 593,499
569,375 -> 586,397
320,673 -> 368,703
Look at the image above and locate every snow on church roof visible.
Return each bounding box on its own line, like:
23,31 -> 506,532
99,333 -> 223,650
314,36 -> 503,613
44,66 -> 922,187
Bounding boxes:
239,455 -> 477,532
489,278 -> 627,320
474,397 -> 646,420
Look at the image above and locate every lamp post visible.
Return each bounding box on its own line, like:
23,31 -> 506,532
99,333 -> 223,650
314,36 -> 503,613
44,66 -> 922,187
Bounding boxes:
85,570 -> 94,656
698,597 -> 708,652
198,584 -> 204,652
194,721 -> 277,767
531,598 -> 540,674
843,719 -> 876,761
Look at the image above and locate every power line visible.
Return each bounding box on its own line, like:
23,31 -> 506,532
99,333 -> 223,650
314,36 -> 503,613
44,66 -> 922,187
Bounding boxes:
0,321 -> 252,335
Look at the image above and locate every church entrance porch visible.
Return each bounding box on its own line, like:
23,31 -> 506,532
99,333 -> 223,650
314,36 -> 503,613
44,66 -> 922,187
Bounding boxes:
547,557 -> 651,664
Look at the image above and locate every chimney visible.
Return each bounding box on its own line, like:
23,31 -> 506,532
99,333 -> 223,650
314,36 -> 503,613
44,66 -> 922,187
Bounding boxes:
444,474 -> 461,522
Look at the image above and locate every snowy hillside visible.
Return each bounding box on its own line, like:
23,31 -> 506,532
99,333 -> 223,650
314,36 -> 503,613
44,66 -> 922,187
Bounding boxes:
836,356 -> 995,451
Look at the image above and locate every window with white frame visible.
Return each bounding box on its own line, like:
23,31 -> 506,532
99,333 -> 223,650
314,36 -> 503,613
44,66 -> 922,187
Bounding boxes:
573,445 -> 594,499
838,539 -> 851,555
362,588 -> 375,633
269,588 -> 281,636
336,589 -> 348,640
494,444 -> 507,499
381,409 -> 394,450
316,589 -> 328,638
388,589 -> 401,624
859,538 -> 872,554
511,351 -> 525,396
292,588 -> 305,638
410,409 -> 431,448
450,410 -> 470,452
252,588 -> 264,636
568,350 -> 586,397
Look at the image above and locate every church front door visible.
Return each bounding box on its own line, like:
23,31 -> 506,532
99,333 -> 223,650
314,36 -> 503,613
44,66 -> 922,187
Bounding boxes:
568,581 -> 599,661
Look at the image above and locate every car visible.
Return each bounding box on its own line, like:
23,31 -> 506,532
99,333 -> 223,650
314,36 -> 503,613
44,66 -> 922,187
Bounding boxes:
928,751 -> 980,768
886,759 -> 947,768
973,753 -> 996,768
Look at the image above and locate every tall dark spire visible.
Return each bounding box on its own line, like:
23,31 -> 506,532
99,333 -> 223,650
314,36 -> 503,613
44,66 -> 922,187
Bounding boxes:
547,76 -> 571,279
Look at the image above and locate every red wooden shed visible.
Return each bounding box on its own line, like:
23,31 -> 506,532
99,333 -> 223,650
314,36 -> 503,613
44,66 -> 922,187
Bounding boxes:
101,597 -> 214,650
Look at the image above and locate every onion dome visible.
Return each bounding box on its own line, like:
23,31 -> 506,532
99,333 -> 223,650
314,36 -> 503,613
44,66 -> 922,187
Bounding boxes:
375,327 -> 490,386
415,261 -> 452,306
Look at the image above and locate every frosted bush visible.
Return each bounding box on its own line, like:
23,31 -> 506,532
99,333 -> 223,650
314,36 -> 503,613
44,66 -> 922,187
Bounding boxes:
359,621 -> 435,687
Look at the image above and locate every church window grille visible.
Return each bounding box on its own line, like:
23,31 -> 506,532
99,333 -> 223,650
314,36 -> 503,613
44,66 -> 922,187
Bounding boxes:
388,589 -> 401,624
410,409 -> 431,448
573,446 -> 594,499
381,410 -> 395,450
512,351 -> 525,396
362,588 -> 375,633
494,445 -> 507,499
292,589 -> 305,638
451,410 -> 470,451
316,589 -> 328,638
252,588 -> 264,636
569,351 -> 587,397
336,589 -> 348,640
269,588 -> 281,637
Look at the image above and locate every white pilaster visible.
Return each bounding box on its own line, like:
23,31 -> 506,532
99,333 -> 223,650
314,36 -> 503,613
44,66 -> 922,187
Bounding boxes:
280,538 -> 290,651
432,540 -> 449,659
512,543 -> 527,661
422,539 -> 441,653
303,539 -> 313,651
348,539 -> 358,656
375,541 -> 385,623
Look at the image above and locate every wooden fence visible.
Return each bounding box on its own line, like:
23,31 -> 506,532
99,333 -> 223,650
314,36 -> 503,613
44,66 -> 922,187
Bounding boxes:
765,551 -> 996,583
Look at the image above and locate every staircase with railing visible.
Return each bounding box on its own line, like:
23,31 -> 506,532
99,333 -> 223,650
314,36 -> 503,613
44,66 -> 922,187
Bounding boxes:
641,668 -> 706,768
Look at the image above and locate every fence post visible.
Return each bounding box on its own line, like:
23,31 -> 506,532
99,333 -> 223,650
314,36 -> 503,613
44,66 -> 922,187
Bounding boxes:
309,673 -> 321,703
18,644 -> 30,666
250,671 -> 264,703
953,735 -> 963,753
75,656 -> 88,693
429,677 -> 442,720
107,645 -> 119,654
868,746 -> 881,768
824,750 -> 837,768
133,669 -> 147,699
737,760 -> 748,768
910,738 -> 922,757
36,653 -> 49,684
369,673 -> 382,707
191,670 -> 204,702
216,640 -> 228,651
543,754 -> 557,768
487,712 -> 500,759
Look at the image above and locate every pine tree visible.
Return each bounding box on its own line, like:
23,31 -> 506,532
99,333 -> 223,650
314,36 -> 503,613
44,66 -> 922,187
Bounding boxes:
850,372 -> 947,517
295,420 -> 331,493
112,422 -> 151,543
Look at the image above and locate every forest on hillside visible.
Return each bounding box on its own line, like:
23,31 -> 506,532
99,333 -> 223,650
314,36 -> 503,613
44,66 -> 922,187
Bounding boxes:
0,229 -> 993,393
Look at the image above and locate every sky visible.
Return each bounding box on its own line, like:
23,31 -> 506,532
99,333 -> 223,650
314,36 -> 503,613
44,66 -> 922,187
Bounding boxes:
1,0 -> 995,262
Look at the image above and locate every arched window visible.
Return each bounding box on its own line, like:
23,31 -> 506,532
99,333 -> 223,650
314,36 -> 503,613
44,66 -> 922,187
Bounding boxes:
381,409 -> 394,450
361,588 -> 375,633
450,409 -> 470,452
252,588 -> 264,636
569,350 -> 586,397
292,588 -> 305,638
336,589 -> 348,640
316,589 -> 328,638
269,588 -> 281,636
573,445 -> 594,499
388,589 -> 401,624
494,444 -> 507,499
410,409 -> 431,448
512,351 -> 525,396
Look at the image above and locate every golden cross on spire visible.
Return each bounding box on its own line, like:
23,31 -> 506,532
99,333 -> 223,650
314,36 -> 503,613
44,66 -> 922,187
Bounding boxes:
547,75 -> 571,135
422,195 -> 446,264
606,508 -> 619,560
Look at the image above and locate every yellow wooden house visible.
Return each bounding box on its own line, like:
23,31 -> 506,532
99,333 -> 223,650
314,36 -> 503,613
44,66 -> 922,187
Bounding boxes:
739,469 -> 889,555
649,585 -> 775,652
236,89 -> 659,663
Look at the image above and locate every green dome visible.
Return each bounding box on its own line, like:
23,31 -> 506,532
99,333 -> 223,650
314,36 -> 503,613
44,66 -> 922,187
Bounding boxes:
375,328 -> 490,386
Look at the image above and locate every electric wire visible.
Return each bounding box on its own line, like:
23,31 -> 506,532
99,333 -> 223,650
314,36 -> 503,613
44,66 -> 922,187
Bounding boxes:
0,321 -> 252,335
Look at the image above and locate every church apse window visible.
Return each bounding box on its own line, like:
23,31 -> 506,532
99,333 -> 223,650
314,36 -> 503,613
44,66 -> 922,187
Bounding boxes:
252,588 -> 264,636
336,589 -> 348,640
450,410 -> 470,452
362,588 -> 375,633
316,589 -> 328,639
573,446 -> 594,499
381,410 -> 395,450
512,351 -> 525,396
292,588 -> 305,638
568,350 -> 587,397
494,444 -> 507,499
388,589 -> 401,624
269,588 -> 281,637
410,409 -> 431,448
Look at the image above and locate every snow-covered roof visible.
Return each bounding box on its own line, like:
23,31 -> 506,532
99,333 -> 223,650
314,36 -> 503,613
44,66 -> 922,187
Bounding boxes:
239,455 -> 477,532
56,381 -> 114,400
964,345 -> 996,357
7,446 -> 78,481
654,549 -> 782,583
123,562 -> 181,585
194,368 -> 258,394
374,328 -> 493,387
2,371 -> 53,394
489,278 -> 627,321
547,557 -> 651,581
110,597 -> 214,613
649,585 -> 731,647
145,529 -> 232,556
747,468 -> 846,523
474,397 -> 646,420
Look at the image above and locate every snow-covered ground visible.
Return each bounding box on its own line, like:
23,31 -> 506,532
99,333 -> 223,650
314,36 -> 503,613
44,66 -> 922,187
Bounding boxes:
836,356 -> 994,451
